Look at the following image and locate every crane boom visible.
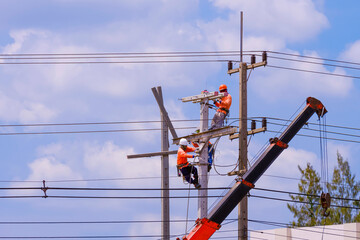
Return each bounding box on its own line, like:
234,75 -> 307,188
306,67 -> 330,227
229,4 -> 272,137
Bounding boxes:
179,97 -> 327,240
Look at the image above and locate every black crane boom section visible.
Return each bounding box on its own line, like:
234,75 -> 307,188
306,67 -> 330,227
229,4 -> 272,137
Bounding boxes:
180,97 -> 326,240
208,97 -> 326,225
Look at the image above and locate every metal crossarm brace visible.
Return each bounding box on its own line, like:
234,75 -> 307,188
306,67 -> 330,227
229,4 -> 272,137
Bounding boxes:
229,127 -> 267,140
181,91 -> 226,103
151,87 -> 178,139
127,150 -> 177,159
173,126 -> 238,145
227,61 -> 267,75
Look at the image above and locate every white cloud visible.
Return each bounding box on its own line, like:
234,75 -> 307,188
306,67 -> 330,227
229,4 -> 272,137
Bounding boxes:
0,91 -> 57,123
211,0 -> 329,42
129,214 -> 160,236
83,141 -> 162,187
250,50 -> 353,101
340,40 -> 360,63
27,157 -> 81,181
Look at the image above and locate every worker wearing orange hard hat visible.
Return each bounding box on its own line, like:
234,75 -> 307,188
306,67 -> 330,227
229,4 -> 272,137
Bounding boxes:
209,84 -> 232,130
177,138 -> 201,189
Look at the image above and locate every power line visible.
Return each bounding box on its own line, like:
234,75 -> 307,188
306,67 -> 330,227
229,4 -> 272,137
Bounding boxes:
268,55 -> 360,71
268,51 -> 360,66
0,119 -> 204,128
0,126 -> 197,136
266,130 -> 360,144
267,121 -> 360,139
0,59 -> 233,65
249,194 -> 360,210
0,53 -> 248,61
0,50 -> 260,57
261,116 -> 360,132
267,64 -> 360,79
0,234 -> 180,239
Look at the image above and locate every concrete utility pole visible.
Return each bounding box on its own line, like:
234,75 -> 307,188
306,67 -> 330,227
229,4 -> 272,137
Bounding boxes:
158,86 -> 170,240
127,86 -> 180,240
227,12 -> 267,238
238,62 -> 248,240
238,12 -> 248,240
228,58 -> 267,240
198,98 -> 209,218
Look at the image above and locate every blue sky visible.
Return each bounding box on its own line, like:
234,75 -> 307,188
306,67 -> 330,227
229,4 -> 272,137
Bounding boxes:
0,0 -> 360,239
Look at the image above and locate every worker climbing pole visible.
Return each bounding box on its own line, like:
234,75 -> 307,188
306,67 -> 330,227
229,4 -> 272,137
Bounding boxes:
177,138 -> 201,189
209,85 -> 232,130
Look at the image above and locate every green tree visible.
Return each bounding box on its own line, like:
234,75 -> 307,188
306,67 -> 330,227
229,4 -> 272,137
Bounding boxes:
287,163 -> 323,227
288,153 -> 360,226
327,152 -> 360,224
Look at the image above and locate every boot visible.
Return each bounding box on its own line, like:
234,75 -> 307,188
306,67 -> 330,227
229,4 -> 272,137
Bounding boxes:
194,183 -> 201,189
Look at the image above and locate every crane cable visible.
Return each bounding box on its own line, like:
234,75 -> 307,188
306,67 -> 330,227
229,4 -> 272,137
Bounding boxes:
319,110 -> 331,220
184,157 -> 198,235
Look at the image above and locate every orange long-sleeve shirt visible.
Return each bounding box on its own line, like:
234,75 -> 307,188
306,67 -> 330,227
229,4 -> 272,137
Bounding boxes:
215,94 -> 232,114
177,146 -> 196,167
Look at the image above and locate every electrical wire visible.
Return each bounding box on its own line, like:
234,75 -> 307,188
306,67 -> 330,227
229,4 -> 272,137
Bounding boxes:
0,50 -> 261,57
268,51 -> 360,66
0,59 -> 233,65
0,126 -> 197,136
0,53 -> 250,61
3,185 -> 359,203
267,64 -> 360,79
268,55 -> 360,71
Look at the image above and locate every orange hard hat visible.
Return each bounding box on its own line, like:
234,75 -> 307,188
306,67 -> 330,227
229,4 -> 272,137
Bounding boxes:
219,84 -> 227,91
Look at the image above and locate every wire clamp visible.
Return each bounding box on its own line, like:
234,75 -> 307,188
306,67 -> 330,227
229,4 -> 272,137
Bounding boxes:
269,137 -> 288,149
241,179 -> 254,188
41,180 -> 48,198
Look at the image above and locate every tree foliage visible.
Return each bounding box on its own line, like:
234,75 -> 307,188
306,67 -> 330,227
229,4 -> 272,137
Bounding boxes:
287,152 -> 360,226
287,163 -> 323,227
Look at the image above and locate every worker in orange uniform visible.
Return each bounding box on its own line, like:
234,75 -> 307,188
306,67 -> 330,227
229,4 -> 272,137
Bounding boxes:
209,84 -> 232,130
177,138 -> 201,189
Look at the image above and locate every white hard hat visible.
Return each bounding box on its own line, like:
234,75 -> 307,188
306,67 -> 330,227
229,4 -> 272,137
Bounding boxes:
179,138 -> 188,146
